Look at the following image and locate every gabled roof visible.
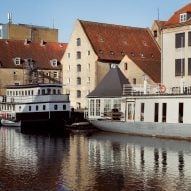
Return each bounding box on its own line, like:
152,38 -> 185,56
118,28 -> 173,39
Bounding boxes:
0,39 -> 67,69
88,66 -> 130,97
79,20 -> 161,83
164,3 -> 191,27
154,20 -> 167,28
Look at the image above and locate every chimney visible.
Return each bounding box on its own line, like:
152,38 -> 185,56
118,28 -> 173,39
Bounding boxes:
8,13 -> 12,24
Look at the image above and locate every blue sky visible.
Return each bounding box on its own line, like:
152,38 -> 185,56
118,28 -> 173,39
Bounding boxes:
1,0 -> 191,42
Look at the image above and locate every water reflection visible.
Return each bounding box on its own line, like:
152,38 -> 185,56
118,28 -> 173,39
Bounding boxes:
0,127 -> 191,191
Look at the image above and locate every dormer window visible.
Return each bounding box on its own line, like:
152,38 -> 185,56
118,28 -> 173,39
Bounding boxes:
180,13 -> 187,23
50,59 -> 58,67
13,57 -> 21,65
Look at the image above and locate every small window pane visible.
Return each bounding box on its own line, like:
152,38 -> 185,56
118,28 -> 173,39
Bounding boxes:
175,33 -> 185,48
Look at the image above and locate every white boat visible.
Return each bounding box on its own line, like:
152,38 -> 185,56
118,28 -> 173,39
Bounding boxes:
1,119 -> 21,127
0,83 -> 71,128
87,67 -> 191,140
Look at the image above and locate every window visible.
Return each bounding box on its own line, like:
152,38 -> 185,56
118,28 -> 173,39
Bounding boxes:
96,99 -> 100,116
53,89 -> 56,94
124,63 -> 128,70
13,57 -> 21,65
50,59 -> 57,67
133,78 -> 136,84
90,99 -> 94,116
54,105 -> 58,110
188,32 -> 191,46
77,77 -> 81,85
77,90 -> 81,98
77,64 -> 81,72
104,99 -> 111,113
63,104 -> 66,110
162,103 -> 167,122
140,103 -> 144,121
29,106 -> 31,111
0,29 -> 2,37
76,51 -> 81,59
76,38 -> 81,46
153,30 -> 157,37
88,50 -> 90,55
68,53 -> 70,58
175,59 -> 185,76
179,103 -> 183,123
53,71 -> 58,78
43,105 -> 46,110
175,33 -> 185,48
36,105 -> 39,111
188,58 -> 191,75
180,13 -> 187,23
154,103 -> 159,122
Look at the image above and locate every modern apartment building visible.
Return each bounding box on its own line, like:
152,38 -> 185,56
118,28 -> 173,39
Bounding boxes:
162,3 -> 191,89
0,14 -> 58,42
62,20 -> 161,109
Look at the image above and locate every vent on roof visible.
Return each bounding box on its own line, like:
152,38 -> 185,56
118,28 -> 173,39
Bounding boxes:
140,52 -> 144,58
40,40 -> 47,46
131,52 -> 135,57
24,39 -> 31,45
110,51 -> 114,55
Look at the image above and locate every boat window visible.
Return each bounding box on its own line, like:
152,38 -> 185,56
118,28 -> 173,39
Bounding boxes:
179,103 -> 183,123
29,106 -> 31,111
38,89 -> 40,95
25,90 -> 27,96
19,106 -> 21,111
162,103 -> 167,122
63,104 -> 66,110
53,89 -> 56,94
154,103 -> 159,122
42,89 -> 45,95
43,105 -> 46,110
54,105 -> 58,110
28,90 -> 30,96
90,99 -> 94,116
31,90 -> 34,96
96,99 -> 100,116
22,91 -> 24,96
16,91 -> 18,96
58,89 -> 61,94
140,103 -> 145,121
36,105 -> 39,111
113,99 -> 121,111
10,91 -> 12,96
47,88 -> 51,94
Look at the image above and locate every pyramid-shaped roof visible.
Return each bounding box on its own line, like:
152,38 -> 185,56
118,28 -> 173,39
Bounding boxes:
88,66 -> 130,98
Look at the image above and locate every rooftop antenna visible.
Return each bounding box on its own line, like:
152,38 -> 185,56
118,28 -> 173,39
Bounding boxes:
8,12 -> 12,24
157,8 -> 160,20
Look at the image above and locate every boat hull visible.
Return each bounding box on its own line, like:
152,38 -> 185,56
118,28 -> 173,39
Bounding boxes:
90,120 -> 191,140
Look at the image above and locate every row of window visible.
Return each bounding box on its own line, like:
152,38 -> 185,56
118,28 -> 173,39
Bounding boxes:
27,104 -> 66,112
175,58 -> 191,76
140,102 -> 183,123
7,88 -> 61,96
67,63 -> 91,71
175,32 -> 191,48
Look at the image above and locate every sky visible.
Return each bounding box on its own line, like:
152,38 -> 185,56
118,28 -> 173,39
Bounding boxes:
1,0 -> 191,42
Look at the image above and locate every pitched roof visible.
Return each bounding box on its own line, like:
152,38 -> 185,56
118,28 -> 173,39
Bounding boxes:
79,20 -> 161,83
0,39 -> 67,69
88,66 -> 130,97
154,20 -> 167,28
164,3 -> 191,27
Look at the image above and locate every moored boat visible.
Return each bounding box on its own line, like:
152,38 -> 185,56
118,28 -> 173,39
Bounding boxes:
87,66 -> 191,140
0,83 -> 71,129
1,119 -> 21,127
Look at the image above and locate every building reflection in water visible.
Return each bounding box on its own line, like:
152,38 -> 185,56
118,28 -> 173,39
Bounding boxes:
0,127 -> 191,191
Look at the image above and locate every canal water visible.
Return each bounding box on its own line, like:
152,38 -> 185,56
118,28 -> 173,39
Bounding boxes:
0,126 -> 191,191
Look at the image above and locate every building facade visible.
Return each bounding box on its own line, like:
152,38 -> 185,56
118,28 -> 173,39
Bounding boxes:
0,39 -> 66,95
0,23 -> 58,42
162,3 -> 191,89
62,20 -> 161,109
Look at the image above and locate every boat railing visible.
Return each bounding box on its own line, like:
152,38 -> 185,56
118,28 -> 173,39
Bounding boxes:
123,84 -> 191,96
3,94 -> 69,103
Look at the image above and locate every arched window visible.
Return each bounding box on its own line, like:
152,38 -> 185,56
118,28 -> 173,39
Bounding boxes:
77,77 -> 81,85
77,90 -> 81,98
77,64 -> 81,72
76,38 -> 81,46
